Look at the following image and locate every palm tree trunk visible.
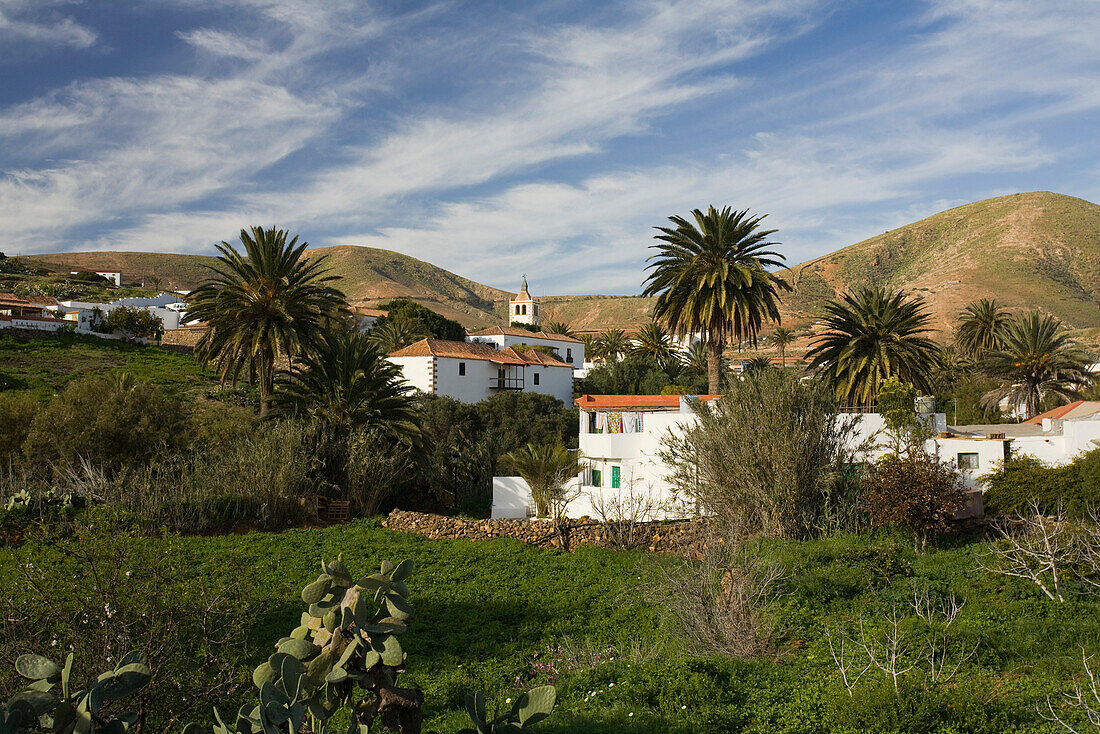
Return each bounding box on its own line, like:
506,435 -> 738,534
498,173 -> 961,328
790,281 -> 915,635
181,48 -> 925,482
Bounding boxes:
779,344 -> 786,368
707,340 -> 724,394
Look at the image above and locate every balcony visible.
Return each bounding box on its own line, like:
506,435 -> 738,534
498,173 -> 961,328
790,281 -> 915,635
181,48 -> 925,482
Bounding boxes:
490,376 -> 524,390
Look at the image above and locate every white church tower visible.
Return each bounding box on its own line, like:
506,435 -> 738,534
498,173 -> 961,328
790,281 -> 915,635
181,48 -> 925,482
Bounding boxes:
509,275 -> 540,327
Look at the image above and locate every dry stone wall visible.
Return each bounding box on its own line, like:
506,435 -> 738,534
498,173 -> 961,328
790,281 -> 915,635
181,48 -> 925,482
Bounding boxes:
382,509 -> 707,554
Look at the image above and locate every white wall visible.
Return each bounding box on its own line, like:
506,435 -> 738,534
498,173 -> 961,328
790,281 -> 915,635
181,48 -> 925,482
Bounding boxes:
524,365 -> 574,403
430,356 -> 496,403
388,356 -> 437,395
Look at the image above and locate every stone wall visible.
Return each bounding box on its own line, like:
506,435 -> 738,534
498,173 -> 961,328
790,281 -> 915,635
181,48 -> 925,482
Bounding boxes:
382,509 -> 706,554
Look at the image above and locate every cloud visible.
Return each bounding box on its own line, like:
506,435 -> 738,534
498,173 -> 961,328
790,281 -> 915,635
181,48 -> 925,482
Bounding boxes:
0,1 -> 97,48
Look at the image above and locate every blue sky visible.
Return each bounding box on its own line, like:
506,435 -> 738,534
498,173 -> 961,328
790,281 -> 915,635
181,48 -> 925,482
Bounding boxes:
2,1 -> 1099,295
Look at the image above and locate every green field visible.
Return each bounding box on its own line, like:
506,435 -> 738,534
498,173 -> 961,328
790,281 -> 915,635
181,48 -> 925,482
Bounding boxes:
3,519 -> 1098,733
0,332 -> 214,400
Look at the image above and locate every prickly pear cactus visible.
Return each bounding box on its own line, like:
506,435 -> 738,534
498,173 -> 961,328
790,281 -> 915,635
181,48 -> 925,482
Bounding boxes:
207,555 -> 424,734
453,686 -> 556,734
1,650 -> 151,734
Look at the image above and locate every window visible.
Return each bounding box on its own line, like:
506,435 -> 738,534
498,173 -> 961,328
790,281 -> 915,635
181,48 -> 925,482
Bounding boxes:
566,348 -> 572,363
591,469 -> 602,487
533,372 -> 540,385
611,466 -> 621,489
458,362 -> 465,376
521,304 -> 527,315
588,412 -> 597,433
515,305 -> 521,315
957,452 -> 979,471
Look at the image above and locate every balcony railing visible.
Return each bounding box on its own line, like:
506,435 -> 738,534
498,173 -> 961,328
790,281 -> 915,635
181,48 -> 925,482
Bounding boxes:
490,376 -> 524,390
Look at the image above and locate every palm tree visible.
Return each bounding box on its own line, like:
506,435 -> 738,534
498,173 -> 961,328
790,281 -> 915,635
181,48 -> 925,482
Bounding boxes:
643,206 -> 789,394
980,311 -> 1092,419
185,226 -> 347,415
955,298 -> 1012,359
743,356 -> 774,373
369,319 -> 421,354
502,443 -> 584,517
544,321 -> 577,339
271,330 -> 422,446
769,327 -> 796,367
681,340 -> 710,377
805,287 -> 941,406
581,333 -> 598,362
595,328 -> 630,363
630,321 -> 676,365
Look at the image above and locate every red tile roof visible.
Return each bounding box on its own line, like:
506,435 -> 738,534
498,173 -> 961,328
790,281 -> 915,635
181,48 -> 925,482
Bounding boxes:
388,339 -> 574,367
469,326 -> 583,343
575,394 -> 719,409
1025,401 -> 1100,425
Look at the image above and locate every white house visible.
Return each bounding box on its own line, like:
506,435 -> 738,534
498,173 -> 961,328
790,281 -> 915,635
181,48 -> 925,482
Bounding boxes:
387,338 -> 574,404
467,326 -> 585,370
490,394 -> 1007,521
508,277 -> 540,327
53,292 -> 189,331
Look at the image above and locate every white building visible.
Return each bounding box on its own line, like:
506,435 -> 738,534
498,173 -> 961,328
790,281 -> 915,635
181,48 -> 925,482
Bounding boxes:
387,338 -> 574,404
467,326 -> 584,369
508,277 -> 540,327
53,293 -> 189,331
492,394 -> 1031,521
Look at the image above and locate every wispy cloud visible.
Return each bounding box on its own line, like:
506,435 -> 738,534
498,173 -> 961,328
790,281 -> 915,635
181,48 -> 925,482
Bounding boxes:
0,1 -> 97,48
1,0 -> 1098,295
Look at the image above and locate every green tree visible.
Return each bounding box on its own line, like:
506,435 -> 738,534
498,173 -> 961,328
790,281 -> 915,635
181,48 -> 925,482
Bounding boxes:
877,376 -> 934,457
954,298 -> 1011,359
630,321 -> 676,366
184,226 -> 347,415
643,206 -> 789,394
980,310 -> 1092,419
502,443 -> 584,518
371,299 -> 465,342
369,319 -> 422,354
681,340 -> 710,378
271,330 -> 421,446
805,287 -> 941,406
103,306 -> 163,342
543,321 -> 577,339
769,327 -> 795,367
594,328 -> 630,362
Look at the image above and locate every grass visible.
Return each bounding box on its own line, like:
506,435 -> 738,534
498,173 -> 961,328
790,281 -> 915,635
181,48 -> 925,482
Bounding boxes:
4,519 -> 1100,732
0,331 -> 214,400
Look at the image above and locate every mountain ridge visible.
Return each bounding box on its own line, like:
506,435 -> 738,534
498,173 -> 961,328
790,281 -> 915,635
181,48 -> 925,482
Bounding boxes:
14,191 -> 1100,338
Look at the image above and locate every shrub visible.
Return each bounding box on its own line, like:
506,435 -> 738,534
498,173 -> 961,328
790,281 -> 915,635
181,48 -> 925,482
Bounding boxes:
0,393 -> 38,467
661,369 -> 861,538
103,305 -> 163,342
861,454 -> 966,550
982,455 -> 1085,518
22,373 -> 185,474
372,298 -> 466,342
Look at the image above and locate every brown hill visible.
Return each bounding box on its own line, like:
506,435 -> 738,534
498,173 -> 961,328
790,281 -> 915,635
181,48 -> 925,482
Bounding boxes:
15,192 -> 1100,339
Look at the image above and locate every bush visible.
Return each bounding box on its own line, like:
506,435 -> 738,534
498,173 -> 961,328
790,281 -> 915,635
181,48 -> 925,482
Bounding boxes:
22,373 -> 185,474
372,298 -> 466,341
103,305 -> 163,341
983,453 -> 1100,519
0,393 -> 38,467
860,454 -> 966,549
661,369 -> 861,538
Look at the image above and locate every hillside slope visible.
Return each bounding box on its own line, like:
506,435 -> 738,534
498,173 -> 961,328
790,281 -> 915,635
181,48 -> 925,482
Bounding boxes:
782,191 -> 1100,335
16,192 -> 1100,336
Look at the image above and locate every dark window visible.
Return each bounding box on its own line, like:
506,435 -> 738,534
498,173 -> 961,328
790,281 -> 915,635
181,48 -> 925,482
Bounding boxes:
567,348 -> 572,363
533,372 -> 540,385
458,362 -> 466,376
588,411 -> 597,433
515,305 -> 521,315
591,469 -> 602,487
957,452 -> 979,470
521,304 -> 527,315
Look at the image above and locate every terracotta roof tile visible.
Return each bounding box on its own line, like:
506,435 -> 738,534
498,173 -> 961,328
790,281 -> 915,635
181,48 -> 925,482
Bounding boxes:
1025,401 -> 1100,425
575,394 -> 719,409
501,346 -> 571,367
468,326 -> 583,343
387,339 -> 527,364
